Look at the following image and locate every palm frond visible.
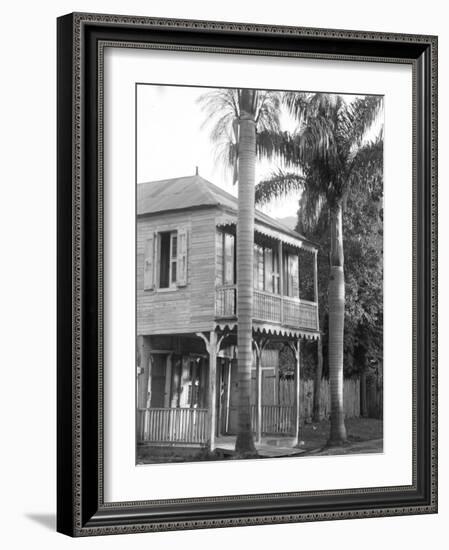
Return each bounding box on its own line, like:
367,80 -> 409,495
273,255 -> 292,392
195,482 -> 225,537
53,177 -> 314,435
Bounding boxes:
346,96 -> 384,146
256,130 -> 300,165
297,185 -> 327,232
347,136 -> 384,195
199,88 -> 282,178
255,171 -> 305,205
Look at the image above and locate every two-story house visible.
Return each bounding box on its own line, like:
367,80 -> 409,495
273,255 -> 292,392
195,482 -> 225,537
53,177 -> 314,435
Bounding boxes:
136,173 -> 320,453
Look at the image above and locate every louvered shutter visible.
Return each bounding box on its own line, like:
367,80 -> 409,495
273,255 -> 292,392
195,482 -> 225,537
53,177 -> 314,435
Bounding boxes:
143,236 -> 155,290
177,228 -> 188,286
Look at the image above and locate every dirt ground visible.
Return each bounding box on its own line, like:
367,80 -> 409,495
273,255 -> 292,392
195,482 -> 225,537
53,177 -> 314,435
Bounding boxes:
137,417 -> 383,463
299,417 -> 383,453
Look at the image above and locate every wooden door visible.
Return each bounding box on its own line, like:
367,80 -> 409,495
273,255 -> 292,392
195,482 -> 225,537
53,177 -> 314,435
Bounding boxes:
150,355 -> 166,408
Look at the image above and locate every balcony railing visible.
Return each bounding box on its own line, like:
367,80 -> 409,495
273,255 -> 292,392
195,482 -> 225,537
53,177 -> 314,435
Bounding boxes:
215,285 -> 318,331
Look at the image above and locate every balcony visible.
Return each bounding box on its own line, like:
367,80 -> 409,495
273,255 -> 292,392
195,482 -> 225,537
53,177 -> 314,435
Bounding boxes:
215,285 -> 319,332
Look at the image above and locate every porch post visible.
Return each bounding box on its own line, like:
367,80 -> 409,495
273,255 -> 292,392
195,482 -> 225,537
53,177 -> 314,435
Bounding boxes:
254,337 -> 268,443
137,335 -> 151,442
293,337 -> 302,447
254,341 -> 262,443
137,335 -> 151,409
197,331 -> 224,452
206,332 -> 216,451
225,360 -> 232,433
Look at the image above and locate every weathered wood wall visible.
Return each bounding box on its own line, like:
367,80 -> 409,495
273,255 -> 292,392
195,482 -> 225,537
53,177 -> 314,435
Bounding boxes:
366,374 -> 383,419
137,208 -> 218,335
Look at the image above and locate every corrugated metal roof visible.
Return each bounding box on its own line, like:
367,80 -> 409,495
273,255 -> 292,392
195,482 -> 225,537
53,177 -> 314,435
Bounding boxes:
137,174 -> 315,247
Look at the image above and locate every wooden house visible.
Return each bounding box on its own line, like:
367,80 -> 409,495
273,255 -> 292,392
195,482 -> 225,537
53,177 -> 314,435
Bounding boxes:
136,174 -> 320,451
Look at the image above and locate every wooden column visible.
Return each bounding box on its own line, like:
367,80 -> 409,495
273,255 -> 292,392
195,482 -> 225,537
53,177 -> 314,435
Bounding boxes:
225,361 -> 232,433
253,337 -> 268,443
137,335 -> 151,409
197,331 -> 224,452
137,336 -> 151,442
208,331 -> 217,450
254,341 -> 262,443
292,338 -> 302,447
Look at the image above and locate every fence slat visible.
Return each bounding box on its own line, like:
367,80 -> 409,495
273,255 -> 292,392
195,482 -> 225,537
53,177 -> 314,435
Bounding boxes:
277,378 -> 365,419
137,408 -> 209,445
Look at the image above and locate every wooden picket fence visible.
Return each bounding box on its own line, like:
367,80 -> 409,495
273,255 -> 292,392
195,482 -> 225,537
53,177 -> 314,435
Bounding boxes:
278,378 -> 361,420
137,407 -> 209,445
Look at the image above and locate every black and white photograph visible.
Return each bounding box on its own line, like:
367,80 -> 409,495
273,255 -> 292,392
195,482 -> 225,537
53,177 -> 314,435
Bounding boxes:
136,84 -> 384,464
0,1 -> 442,546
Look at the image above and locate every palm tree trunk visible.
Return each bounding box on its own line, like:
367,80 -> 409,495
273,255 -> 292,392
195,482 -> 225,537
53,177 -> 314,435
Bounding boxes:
328,203 -> 347,445
235,90 -> 257,455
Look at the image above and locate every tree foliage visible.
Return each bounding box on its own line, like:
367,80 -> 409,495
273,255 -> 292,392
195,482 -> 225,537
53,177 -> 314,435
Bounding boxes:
299,178 -> 383,378
198,88 -> 281,183
254,92 -> 384,383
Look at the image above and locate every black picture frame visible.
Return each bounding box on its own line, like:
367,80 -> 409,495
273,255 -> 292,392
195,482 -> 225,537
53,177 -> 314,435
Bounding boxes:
57,12 -> 438,536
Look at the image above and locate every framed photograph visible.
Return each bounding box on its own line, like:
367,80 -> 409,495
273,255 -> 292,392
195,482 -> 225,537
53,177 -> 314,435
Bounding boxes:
57,12 -> 438,536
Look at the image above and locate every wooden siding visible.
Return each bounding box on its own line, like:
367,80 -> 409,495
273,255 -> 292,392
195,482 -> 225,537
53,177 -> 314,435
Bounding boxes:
138,209 -> 318,336
137,209 -> 217,335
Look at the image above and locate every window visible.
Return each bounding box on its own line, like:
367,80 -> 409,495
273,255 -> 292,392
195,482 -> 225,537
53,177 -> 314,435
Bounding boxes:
224,233 -> 235,285
253,243 -> 280,294
143,227 -> 188,290
253,244 -> 264,290
284,252 -> 299,298
159,231 -> 177,288
264,247 -> 280,294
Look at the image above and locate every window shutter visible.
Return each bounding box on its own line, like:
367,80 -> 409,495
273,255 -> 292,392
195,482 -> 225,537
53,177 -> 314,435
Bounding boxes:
143,236 -> 154,290
177,228 -> 188,286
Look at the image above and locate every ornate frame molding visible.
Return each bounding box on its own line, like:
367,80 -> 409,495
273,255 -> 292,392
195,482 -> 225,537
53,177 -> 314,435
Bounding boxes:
57,12 -> 437,536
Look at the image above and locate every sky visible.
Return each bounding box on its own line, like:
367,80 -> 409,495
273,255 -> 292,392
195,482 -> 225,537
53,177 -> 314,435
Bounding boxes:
136,85 -> 382,220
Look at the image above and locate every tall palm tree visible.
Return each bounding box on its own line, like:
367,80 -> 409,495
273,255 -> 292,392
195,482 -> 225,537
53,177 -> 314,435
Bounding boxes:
256,93 -> 383,445
198,88 -> 280,455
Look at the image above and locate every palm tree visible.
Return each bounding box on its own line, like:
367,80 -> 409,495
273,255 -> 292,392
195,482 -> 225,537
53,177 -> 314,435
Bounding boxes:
198,88 -> 281,455
256,93 -> 383,445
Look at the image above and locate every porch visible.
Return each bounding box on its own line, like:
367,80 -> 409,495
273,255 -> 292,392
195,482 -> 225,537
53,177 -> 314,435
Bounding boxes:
137,404 -> 297,447
137,325 -> 322,454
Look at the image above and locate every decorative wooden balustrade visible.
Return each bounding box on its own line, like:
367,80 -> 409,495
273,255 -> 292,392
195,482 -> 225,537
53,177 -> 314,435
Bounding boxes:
137,407 -> 209,446
250,405 -> 295,435
215,285 -> 318,331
